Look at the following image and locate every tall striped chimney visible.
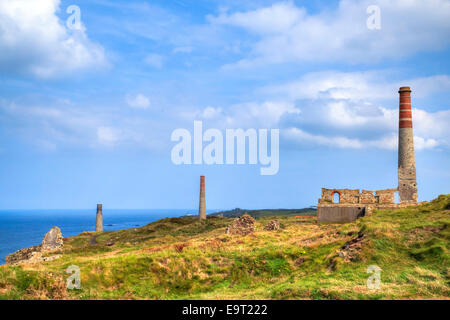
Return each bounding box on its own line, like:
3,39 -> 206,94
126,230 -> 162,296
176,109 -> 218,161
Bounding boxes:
96,204 -> 103,232
398,87 -> 418,203
199,176 -> 206,220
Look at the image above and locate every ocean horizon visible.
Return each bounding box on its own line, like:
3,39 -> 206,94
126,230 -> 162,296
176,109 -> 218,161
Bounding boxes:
0,209 -> 217,265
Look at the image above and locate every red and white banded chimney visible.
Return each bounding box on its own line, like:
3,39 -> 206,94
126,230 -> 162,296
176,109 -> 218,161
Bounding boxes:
398,87 -> 418,203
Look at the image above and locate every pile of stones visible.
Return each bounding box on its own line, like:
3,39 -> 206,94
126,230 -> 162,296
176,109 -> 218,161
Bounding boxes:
264,219 -> 280,231
225,214 -> 256,235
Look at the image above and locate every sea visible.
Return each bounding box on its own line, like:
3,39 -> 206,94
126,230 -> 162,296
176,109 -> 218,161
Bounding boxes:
0,209 -> 215,265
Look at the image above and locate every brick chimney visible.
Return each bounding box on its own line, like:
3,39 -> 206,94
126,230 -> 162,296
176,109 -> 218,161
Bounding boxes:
199,176 -> 206,220
398,87 -> 417,203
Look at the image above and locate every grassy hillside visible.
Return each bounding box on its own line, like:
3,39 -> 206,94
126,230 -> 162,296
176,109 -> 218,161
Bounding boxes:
0,195 -> 449,300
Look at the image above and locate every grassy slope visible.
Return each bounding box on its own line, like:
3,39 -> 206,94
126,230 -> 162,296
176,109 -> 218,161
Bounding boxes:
0,195 -> 449,300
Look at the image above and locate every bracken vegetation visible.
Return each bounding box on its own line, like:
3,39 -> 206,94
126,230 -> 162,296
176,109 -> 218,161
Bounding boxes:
0,195 -> 449,300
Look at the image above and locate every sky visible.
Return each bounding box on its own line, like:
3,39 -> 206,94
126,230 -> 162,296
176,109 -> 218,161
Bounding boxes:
0,0 -> 449,210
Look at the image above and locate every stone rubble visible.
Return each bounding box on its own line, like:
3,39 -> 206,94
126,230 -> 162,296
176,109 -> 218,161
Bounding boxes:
264,219 -> 280,231
225,214 -> 256,236
337,232 -> 365,262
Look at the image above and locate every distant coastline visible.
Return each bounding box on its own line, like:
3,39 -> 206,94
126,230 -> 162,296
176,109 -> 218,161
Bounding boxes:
208,207 -> 317,218
0,207 -> 316,264
0,209 -> 203,265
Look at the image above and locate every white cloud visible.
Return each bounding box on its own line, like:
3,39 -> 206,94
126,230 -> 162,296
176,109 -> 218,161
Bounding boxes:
284,127 -> 364,149
414,136 -> 439,150
264,72 -> 450,101
211,2 -> 306,34
210,0 -> 450,68
284,128 -> 439,151
413,108 -> 450,143
184,101 -> 300,128
227,101 -> 300,128
126,94 -> 151,109
282,99 -> 449,151
1,101 -> 101,147
0,100 -> 167,150
200,106 -> 223,119
173,46 -> 193,54
255,70 -> 450,150
184,70 -> 449,151
0,0 -> 107,78
144,53 -> 165,68
97,126 -> 120,146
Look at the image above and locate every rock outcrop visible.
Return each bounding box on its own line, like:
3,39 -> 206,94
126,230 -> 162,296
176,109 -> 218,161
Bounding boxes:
5,226 -> 63,265
337,232 -> 365,262
41,226 -> 64,251
225,214 -> 256,235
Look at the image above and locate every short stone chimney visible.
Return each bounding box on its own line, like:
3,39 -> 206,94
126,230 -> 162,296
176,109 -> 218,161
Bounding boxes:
96,204 -> 103,232
199,176 -> 206,220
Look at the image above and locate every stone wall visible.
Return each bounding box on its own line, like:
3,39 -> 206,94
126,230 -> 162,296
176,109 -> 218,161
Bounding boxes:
318,188 -> 360,204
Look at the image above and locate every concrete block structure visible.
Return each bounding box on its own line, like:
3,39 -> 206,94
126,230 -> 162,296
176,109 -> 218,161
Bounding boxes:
318,206 -> 366,223
96,204 -> 103,232
317,87 -> 419,223
199,176 -> 206,220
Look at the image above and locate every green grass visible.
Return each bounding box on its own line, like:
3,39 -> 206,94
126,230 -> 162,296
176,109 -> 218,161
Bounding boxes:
1,195 -> 449,300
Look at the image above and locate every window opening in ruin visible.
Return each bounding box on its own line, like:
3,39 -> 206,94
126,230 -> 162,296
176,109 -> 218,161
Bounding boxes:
394,192 -> 400,204
333,192 -> 340,204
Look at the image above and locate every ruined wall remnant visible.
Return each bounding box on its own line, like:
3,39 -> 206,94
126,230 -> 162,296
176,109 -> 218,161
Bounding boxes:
318,188 -> 397,205
398,87 -> 418,203
375,189 -> 397,204
318,188 -> 360,204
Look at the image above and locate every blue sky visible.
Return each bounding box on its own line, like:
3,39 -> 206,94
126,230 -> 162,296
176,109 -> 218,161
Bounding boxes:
0,0 -> 449,210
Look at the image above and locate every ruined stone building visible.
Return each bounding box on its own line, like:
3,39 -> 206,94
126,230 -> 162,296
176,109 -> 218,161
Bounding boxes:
317,87 -> 418,222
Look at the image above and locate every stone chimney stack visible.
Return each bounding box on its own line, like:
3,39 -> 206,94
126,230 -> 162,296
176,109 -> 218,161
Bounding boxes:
398,87 -> 418,203
199,176 -> 206,220
96,204 -> 103,232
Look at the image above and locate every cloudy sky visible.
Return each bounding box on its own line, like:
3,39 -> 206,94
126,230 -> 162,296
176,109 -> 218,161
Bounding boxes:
0,0 -> 449,210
